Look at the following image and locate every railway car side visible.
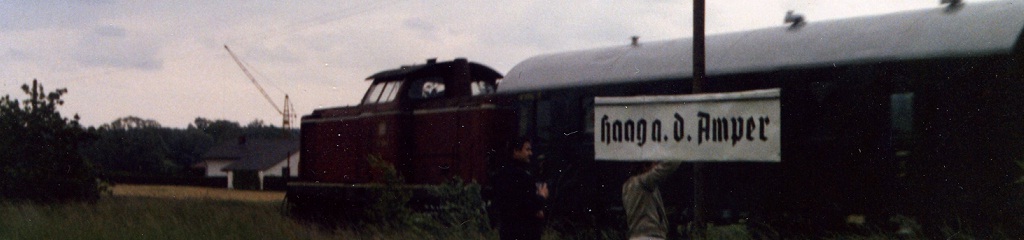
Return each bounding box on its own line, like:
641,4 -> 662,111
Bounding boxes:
497,0 -> 1024,232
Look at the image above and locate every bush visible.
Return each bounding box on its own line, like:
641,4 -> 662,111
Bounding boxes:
359,155 -> 495,239
0,80 -> 99,203
364,155 -> 414,227
426,178 -> 492,234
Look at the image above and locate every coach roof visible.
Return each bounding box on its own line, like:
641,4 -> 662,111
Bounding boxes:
498,0 -> 1024,94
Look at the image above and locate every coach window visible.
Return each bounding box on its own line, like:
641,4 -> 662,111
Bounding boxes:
409,77 -> 446,100
890,92 -> 914,156
583,98 -> 594,134
536,100 -> 553,140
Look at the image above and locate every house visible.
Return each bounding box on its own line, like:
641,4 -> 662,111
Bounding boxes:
199,137 -> 299,190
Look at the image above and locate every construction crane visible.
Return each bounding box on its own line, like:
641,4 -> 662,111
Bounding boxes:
224,45 -> 296,129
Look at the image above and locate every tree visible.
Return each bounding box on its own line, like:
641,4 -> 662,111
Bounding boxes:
101,116 -> 162,130
83,126 -> 177,175
0,80 -> 99,203
83,116 -> 180,176
191,117 -> 242,143
164,128 -> 214,172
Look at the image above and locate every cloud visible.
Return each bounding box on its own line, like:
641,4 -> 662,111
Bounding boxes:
93,25 -> 126,37
3,49 -> 31,61
72,25 -> 164,71
0,0 -> 967,128
402,17 -> 438,39
0,1 -> 113,31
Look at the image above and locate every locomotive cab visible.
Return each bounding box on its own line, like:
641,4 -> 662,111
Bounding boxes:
359,58 -> 498,106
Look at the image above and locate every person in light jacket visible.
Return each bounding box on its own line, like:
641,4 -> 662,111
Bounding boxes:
623,161 -> 681,240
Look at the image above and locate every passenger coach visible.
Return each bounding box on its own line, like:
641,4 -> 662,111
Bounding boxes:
496,0 -> 1024,230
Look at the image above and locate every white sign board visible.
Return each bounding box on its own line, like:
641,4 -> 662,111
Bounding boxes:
594,89 -> 780,162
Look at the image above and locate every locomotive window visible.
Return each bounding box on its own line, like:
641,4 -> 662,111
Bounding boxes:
409,77 -> 446,99
361,82 -> 385,104
379,81 -> 402,103
471,81 -> 495,96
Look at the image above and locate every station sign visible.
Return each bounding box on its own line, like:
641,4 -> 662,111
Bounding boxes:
594,88 -> 780,162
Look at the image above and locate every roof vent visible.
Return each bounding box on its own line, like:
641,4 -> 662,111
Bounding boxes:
631,36 -> 640,47
941,0 -> 964,12
784,10 -> 805,29
426,58 -> 437,65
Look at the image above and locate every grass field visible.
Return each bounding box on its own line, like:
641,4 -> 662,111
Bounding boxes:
0,185 -> 496,240
0,184 -> 978,239
111,184 -> 285,202
0,185 -> 333,240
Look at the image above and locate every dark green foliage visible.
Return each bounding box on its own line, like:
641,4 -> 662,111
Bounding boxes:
163,128 -> 214,171
425,178 -> 493,236
192,117 -> 243,143
364,155 -> 414,227
357,156 -> 495,239
82,121 -> 178,175
81,117 -> 290,178
0,80 -> 99,203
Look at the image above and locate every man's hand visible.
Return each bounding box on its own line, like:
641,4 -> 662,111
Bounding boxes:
536,183 -> 549,199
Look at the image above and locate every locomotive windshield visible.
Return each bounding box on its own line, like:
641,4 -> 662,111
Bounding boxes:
361,80 -> 403,104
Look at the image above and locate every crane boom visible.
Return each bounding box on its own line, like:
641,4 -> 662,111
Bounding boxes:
225,45 -> 283,115
224,45 -> 295,129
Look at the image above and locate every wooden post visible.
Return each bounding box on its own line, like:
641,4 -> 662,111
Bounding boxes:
691,0 -> 708,238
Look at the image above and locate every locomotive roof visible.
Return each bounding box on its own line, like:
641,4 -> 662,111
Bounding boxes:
366,59 -> 503,81
498,0 -> 1024,94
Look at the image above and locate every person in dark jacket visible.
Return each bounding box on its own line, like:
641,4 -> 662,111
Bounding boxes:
492,137 -> 548,240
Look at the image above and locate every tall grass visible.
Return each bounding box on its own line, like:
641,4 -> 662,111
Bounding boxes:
0,197 -> 334,240
3,183 -> 1005,239
0,194 -> 1002,240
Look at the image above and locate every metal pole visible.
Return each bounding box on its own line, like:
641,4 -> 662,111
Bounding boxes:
691,0 -> 708,237
693,0 -> 706,94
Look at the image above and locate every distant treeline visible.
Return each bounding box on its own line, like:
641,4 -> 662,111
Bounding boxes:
80,116 -> 297,178
1,80 -> 297,203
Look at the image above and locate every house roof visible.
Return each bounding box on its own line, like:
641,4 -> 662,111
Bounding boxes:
202,138 -> 299,172
498,1 -> 1024,94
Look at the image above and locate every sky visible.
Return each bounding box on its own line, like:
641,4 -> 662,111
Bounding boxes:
0,0 -> 978,128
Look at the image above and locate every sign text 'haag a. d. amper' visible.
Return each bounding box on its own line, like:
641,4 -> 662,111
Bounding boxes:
594,89 -> 781,162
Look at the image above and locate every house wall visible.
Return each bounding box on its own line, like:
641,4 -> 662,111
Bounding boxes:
205,159 -> 234,177
262,152 -> 300,177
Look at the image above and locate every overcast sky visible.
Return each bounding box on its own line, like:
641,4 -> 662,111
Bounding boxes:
1,0 -> 980,128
